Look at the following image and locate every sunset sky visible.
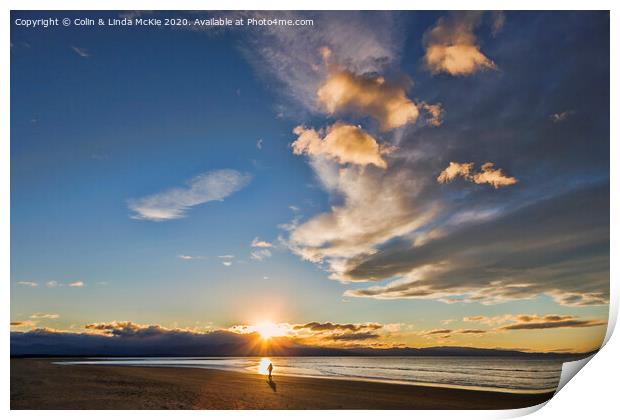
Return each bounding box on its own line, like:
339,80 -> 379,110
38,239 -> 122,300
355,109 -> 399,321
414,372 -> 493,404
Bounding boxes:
11,11 -> 609,353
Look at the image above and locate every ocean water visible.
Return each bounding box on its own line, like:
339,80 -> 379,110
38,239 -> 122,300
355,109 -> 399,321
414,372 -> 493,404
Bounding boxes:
57,356 -> 565,393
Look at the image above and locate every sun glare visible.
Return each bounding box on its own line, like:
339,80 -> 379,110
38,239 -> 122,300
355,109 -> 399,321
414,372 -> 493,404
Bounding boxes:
254,322 -> 286,340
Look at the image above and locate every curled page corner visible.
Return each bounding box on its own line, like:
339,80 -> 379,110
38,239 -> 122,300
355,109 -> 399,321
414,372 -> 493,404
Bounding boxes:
502,354 -> 598,419
602,283 -> 617,347
555,354 -> 596,395
499,400 -> 550,418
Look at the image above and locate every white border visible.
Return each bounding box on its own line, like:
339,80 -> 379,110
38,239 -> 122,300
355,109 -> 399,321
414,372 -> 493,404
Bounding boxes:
3,2 -> 617,419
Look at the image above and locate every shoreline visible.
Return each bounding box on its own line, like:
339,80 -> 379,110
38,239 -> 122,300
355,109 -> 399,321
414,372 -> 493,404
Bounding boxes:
11,358 -> 555,409
54,359 -> 557,395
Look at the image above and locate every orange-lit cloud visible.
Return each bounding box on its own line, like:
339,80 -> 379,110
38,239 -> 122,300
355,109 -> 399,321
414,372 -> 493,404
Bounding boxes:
11,320 -> 37,329
462,313 -> 607,332
423,13 -> 497,76
436,162 -> 474,183
292,123 -> 391,168
317,70 -> 419,131
437,162 -> 517,188
420,102 -> 445,127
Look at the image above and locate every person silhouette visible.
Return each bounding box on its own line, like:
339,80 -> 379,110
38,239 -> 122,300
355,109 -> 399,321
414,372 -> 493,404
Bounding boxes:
267,362 -> 273,379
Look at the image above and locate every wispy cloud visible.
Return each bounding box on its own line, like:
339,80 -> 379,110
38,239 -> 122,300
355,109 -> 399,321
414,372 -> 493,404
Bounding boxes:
479,314 -> 608,331
550,110 -> 575,123
251,237 -> 273,248
293,322 -> 382,332
177,254 -> 207,260
343,185 -> 608,306
16,281 -> 38,287
67,281 -> 84,287
256,139 -> 263,149
128,169 -> 251,221
30,313 -> 60,319
71,46 -> 90,58
243,12 -> 401,115
11,320 -> 37,328
250,249 -> 272,261
217,255 -> 234,267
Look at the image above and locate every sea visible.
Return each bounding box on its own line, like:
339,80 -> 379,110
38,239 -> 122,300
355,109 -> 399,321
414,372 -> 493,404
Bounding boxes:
57,356 -> 566,394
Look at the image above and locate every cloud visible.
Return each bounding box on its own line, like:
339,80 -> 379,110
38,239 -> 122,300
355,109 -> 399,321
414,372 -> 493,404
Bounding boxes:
550,110 -> 575,123
251,237 -> 273,248
423,12 -> 497,76
316,70 -> 419,131
85,321 -> 171,337
286,160 -> 438,278
423,329 -> 453,335
471,163 -> 518,188
490,11 -> 506,36
436,162 -> 474,183
256,139 -> 263,149
128,169 -> 251,221
11,320 -> 394,356
222,261 -> 233,267
457,329 -> 487,334
118,11 -> 147,19
419,328 -> 488,338
46,281 -> 59,288
293,322 -> 382,332
500,317 -> 606,331
247,12 -> 608,314
343,184 -> 609,306
292,123 -> 391,168
463,315 -> 516,325
292,321 -> 384,343
250,249 -> 272,261
16,281 -> 38,287
330,332 -> 380,341
437,162 -> 517,188
243,12 -> 401,114
11,321 -> 37,329
463,314 -> 606,331
71,46 -> 90,58
30,313 -> 59,319
420,102 -> 444,127
178,254 -> 207,260
67,281 -> 84,287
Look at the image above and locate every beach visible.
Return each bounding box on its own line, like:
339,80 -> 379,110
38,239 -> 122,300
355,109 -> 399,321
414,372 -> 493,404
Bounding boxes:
10,358 -> 554,410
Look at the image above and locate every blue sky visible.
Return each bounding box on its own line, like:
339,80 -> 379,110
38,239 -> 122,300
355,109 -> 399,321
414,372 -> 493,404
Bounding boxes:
11,11 -> 609,352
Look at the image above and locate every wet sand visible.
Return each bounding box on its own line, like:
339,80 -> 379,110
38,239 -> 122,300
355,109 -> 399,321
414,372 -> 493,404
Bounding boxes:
10,358 -> 554,410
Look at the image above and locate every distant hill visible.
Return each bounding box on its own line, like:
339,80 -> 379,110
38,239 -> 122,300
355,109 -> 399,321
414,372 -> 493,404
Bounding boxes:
11,329 -> 593,361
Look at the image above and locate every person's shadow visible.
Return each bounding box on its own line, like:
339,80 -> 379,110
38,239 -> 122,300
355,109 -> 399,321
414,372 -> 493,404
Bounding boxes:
267,375 -> 277,392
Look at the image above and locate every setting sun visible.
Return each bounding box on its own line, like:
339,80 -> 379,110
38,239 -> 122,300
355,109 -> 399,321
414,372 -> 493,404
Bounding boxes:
254,322 -> 287,340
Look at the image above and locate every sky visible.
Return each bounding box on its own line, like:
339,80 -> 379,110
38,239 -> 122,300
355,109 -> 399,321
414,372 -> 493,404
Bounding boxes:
10,11 -> 609,354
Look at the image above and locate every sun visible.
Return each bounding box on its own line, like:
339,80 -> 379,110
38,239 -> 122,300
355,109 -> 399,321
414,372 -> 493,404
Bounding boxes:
254,322 -> 286,340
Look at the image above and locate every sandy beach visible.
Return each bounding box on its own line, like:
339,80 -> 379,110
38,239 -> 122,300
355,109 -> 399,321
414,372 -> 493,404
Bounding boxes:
10,358 -> 554,410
